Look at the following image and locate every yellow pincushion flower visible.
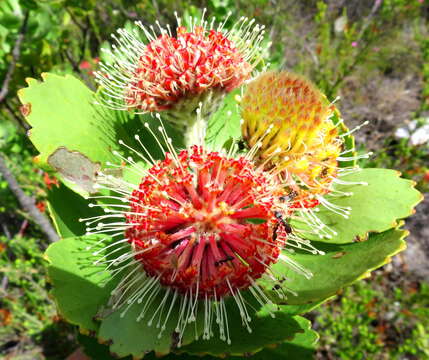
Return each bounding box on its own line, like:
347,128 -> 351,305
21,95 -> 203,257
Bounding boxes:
241,71 -> 343,204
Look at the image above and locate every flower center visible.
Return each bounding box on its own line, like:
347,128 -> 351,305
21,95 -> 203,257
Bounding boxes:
125,146 -> 287,299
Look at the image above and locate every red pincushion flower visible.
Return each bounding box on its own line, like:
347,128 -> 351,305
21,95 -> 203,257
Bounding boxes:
95,15 -> 266,115
125,146 -> 285,299
84,139 -> 320,344
123,26 -> 252,112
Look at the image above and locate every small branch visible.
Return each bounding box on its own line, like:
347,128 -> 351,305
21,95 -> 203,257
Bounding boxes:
17,219 -> 29,238
358,0 -> 382,38
1,276 -> 8,293
0,154 -> 59,243
329,40 -> 373,95
78,16 -> 90,64
66,8 -> 86,32
4,99 -> 30,131
0,11 -> 29,103
0,214 -> 12,240
63,50 -> 96,91
151,0 -> 161,19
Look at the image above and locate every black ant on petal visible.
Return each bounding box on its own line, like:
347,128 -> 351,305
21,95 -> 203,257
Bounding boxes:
274,211 -> 292,234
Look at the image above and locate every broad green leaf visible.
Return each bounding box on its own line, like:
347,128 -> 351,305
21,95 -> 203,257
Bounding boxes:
97,293 -> 204,358
291,168 -> 422,244
180,298 -> 306,357
46,234 -> 201,358
18,74 -> 116,166
276,298 -> 333,315
47,183 -> 102,238
45,235 -> 117,332
219,316 -> 318,360
96,296 -> 320,359
47,235 -> 202,358
205,89 -> 241,152
265,228 -> 407,305
79,316 -> 317,360
17,73 -> 162,195
47,236 -> 315,358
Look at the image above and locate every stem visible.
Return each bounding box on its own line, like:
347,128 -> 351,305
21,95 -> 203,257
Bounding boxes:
0,154 -> 59,243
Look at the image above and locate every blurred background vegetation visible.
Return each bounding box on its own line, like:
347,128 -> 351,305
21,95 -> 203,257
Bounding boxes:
0,0 -> 428,359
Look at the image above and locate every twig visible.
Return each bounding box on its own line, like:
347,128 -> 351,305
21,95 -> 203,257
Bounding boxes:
1,276 -> 8,293
328,1 -> 383,96
329,40 -> 373,96
0,154 -> 59,243
358,0 -> 382,38
4,99 -> 30,131
66,8 -> 86,32
152,0 -> 161,20
1,218 -> 11,240
63,50 -> 96,91
78,16 -> 90,64
17,219 -> 29,237
0,11 -> 29,103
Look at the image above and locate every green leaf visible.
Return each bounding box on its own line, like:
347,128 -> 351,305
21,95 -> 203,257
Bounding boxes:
47,183 -> 102,238
277,299 -> 333,316
45,236 -> 117,332
19,0 -> 38,9
17,73 -> 149,194
46,234 -> 201,358
47,235 -> 317,358
18,73 -> 187,195
205,89 -> 241,151
180,298 -> 307,357
79,316 -> 317,360
292,168 -> 422,244
18,74 -> 114,166
97,294 -> 203,359
265,228 -> 407,305
0,13 -> 22,28
221,316 -> 318,360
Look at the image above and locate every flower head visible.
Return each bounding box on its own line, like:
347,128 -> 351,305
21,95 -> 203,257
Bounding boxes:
83,124 -> 320,345
241,71 -> 345,204
95,12 -> 266,121
125,145 -> 284,299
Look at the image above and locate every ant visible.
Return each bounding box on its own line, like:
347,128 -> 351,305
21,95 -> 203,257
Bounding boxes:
274,190 -> 296,238
237,139 -> 247,152
279,190 -> 298,203
320,167 -> 329,178
274,211 -> 292,234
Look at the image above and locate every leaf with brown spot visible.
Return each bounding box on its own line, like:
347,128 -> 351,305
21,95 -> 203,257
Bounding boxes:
48,147 -> 101,194
17,73 -> 152,195
263,228 -> 408,305
332,251 -> 346,259
291,169 -> 422,244
20,103 -> 31,116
